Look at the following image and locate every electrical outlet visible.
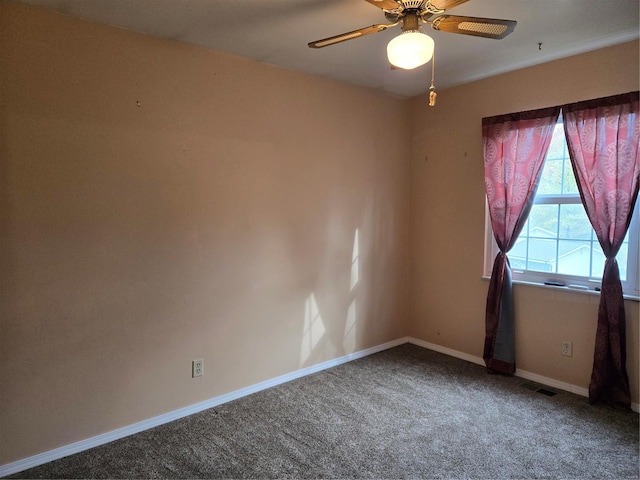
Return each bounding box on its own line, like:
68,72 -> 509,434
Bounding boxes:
192,359 -> 203,377
561,341 -> 573,357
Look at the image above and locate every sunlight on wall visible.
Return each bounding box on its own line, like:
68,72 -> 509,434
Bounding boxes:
344,229 -> 359,352
350,229 -> 359,291
343,299 -> 357,353
299,293 -> 326,365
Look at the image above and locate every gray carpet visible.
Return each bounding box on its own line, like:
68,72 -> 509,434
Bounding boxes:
8,344 -> 640,479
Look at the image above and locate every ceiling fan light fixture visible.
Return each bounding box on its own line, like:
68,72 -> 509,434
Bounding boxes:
386,30 -> 434,70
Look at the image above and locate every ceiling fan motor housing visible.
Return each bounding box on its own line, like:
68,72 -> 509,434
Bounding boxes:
401,13 -> 420,32
400,0 -> 427,9
384,1 -> 438,25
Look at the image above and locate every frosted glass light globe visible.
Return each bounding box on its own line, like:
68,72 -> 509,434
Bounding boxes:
387,31 -> 434,70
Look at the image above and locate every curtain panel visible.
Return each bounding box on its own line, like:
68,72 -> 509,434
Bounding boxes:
563,91 -> 640,408
482,107 -> 561,374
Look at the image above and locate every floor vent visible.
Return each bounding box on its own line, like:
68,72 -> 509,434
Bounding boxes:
536,388 -> 558,396
520,381 -> 541,392
520,382 -> 558,396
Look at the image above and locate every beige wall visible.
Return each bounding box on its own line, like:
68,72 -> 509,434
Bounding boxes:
0,1 -> 410,464
408,40 -> 639,403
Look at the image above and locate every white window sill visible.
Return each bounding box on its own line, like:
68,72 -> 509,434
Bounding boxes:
480,276 -> 640,302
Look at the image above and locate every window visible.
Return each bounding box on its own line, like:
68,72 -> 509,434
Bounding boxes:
484,119 -> 640,297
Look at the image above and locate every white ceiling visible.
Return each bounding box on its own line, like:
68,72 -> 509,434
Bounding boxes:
15,0 -> 640,97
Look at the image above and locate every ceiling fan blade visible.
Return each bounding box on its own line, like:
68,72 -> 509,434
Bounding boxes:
427,0 -> 469,11
308,24 -> 395,48
363,0 -> 400,10
430,15 -> 516,39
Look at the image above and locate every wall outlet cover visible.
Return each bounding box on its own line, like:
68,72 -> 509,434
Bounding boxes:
192,359 -> 203,377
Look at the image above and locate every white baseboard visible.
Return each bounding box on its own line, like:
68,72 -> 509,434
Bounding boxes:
2,335 -> 636,476
409,337 -> 486,366
407,337 -> 639,413
0,337 -> 409,477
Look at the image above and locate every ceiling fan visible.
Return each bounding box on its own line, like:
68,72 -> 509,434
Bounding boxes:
308,0 -> 516,71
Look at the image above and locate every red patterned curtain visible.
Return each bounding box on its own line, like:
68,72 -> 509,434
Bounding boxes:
482,107 -> 560,374
563,91 -> 640,408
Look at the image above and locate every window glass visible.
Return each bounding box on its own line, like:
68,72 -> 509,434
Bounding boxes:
537,123 -> 580,195
558,204 -> 591,240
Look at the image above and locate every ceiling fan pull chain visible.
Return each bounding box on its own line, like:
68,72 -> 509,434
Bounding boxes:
429,49 -> 437,107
